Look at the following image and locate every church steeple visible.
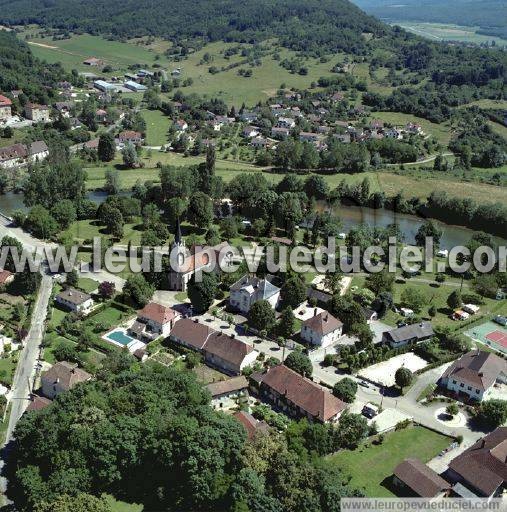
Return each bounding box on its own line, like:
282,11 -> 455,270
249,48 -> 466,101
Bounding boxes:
174,217 -> 183,246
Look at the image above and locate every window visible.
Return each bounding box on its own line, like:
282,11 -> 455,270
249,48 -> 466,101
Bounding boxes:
460,383 -> 464,388
452,380 -> 457,384
467,386 -> 472,391
476,389 -> 480,394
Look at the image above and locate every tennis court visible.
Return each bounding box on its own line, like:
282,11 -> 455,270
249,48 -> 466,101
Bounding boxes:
464,321 -> 507,354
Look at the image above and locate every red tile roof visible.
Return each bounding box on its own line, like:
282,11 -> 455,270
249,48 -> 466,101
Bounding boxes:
260,365 -> 346,422
137,302 -> 179,325
0,269 -> 13,285
26,395 -> 52,412
234,411 -> 270,440
0,95 -> 12,106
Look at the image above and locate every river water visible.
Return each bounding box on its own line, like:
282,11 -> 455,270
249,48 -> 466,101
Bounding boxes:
0,192 -> 504,249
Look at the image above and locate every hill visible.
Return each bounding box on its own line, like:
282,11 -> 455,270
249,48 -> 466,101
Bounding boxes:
0,30 -> 69,103
0,0 -> 385,54
353,0 -> 507,40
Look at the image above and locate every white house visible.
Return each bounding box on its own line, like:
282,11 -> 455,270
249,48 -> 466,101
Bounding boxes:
229,275 -> 280,314
242,125 -> 259,138
55,288 -> 93,315
301,310 -> 343,348
440,350 -> 507,402
41,361 -> 91,399
128,302 -> 181,341
0,141 -> 49,169
0,95 -> 12,122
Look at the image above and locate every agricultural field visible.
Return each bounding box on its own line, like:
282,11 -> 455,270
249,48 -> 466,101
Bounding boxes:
20,29 -> 170,74
394,22 -> 507,45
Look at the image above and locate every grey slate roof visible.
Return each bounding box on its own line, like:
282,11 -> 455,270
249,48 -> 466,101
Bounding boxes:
384,322 -> 434,344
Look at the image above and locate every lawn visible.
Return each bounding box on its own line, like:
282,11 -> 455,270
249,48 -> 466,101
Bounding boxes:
141,110 -> 171,146
44,335 -> 106,368
103,494 -> 143,512
86,304 -> 131,330
325,426 -> 451,497
77,277 -> 99,293
0,355 -> 17,386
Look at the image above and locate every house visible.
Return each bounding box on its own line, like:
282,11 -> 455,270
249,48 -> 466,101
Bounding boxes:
206,375 -> 249,409
0,95 -> 12,121
299,132 -> 319,143
447,427 -> 507,498
55,288 -> 93,315
124,80 -> 147,92
439,350 -> 507,402
331,92 -> 345,102
301,310 -> 343,348
41,361 -> 91,399
24,103 -> 50,122
239,111 -> 258,123
385,128 -> 402,139
128,302 -> 181,342
95,109 -> 107,123
393,458 -> 450,498
363,307 -> 378,324
234,411 -> 270,439
0,141 -> 49,169
0,269 -> 14,288
253,365 -> 347,423
175,119 -> 188,132
117,130 -> 143,146
170,318 -> 217,351
370,119 -> 384,130
251,136 -> 268,149
382,322 -> 434,348
54,101 -> 74,117
26,395 -> 52,412
242,126 -> 259,138
306,287 -> 332,307
271,126 -> 290,139
277,117 -> 295,129
229,275 -> 280,314
405,122 -> 423,135
203,332 -> 258,375
83,57 -> 103,66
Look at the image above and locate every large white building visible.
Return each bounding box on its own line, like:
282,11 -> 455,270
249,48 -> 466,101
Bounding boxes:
439,350 -> 507,402
229,275 -> 280,314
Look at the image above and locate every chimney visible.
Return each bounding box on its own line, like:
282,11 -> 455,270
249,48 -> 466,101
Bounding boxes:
324,314 -> 328,322
230,334 -> 235,339
314,308 -> 318,317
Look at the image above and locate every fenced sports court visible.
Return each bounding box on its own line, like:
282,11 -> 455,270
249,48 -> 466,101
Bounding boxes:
464,320 -> 507,355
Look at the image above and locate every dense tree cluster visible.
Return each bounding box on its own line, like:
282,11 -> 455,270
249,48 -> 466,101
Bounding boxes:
7,360 -> 362,511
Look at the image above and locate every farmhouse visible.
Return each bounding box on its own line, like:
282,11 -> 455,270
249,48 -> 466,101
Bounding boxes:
55,288 -> 93,315
447,427 -> 507,498
117,130 -> 144,146
203,332 -> 258,375
234,411 -> 270,440
206,376 -> 248,409
393,458 -> 450,498
41,361 -> 91,399
229,275 -> 280,314
128,302 -> 181,342
0,141 -> 49,169
83,57 -> 103,66
24,103 -> 50,122
253,365 -> 347,423
300,310 -> 343,348
0,95 -> 12,121
170,318 -> 216,351
439,350 -> 507,402
382,322 -> 434,348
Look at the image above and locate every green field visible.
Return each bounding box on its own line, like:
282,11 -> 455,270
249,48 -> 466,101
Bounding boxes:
141,110 -> 172,146
395,22 -> 507,45
24,31 -> 170,73
325,426 -> 451,497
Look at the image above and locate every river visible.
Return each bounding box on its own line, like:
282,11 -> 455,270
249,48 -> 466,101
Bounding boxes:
0,192 -> 504,249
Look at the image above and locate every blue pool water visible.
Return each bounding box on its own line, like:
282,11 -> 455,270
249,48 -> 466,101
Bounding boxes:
107,330 -> 134,346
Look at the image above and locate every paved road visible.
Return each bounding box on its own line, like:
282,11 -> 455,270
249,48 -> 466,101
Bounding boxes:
4,275 -> 52,441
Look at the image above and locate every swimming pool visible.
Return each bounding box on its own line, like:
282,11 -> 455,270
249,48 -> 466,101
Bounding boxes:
106,329 -> 135,346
